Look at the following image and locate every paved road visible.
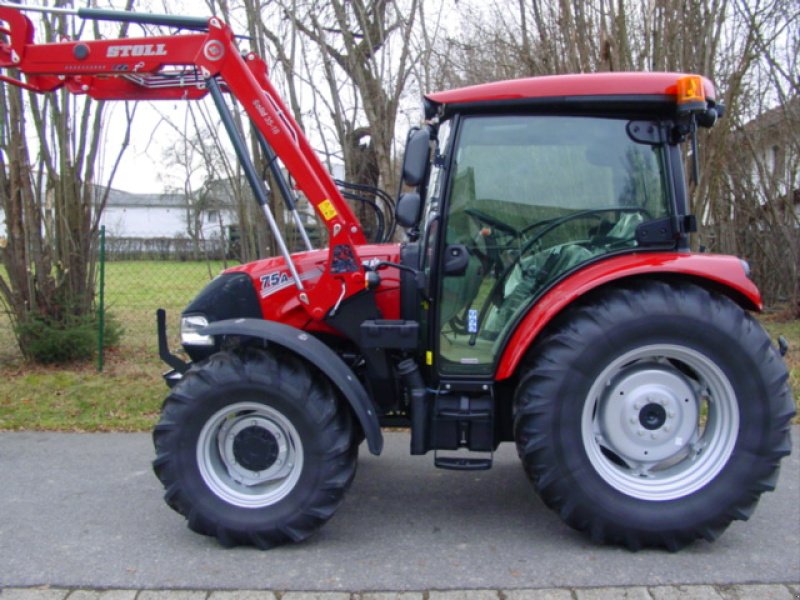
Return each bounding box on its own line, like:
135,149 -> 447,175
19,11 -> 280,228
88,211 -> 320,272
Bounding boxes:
0,430 -> 798,591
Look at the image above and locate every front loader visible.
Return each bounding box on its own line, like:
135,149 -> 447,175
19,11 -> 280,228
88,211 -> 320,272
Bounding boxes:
1,4 -> 793,551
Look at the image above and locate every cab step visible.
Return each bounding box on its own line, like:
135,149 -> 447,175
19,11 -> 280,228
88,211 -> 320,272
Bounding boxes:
434,455 -> 492,470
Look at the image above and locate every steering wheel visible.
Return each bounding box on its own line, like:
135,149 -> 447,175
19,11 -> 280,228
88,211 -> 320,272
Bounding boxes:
464,207 -> 519,237
519,207 -> 651,253
462,207 -> 522,277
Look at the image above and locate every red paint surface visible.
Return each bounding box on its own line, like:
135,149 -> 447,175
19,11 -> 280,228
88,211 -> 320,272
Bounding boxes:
227,243 -> 402,334
427,72 -> 716,107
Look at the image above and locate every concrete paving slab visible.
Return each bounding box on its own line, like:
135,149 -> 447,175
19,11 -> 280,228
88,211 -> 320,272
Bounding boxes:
137,592 -> 208,600
281,593 -> 351,600
67,592 -> 139,600
208,592 -> 277,600
428,592 -> 498,600
0,590 -> 68,600
359,594 -> 424,600
717,583 -> 796,599
649,584 -> 723,599
574,587 -> 650,600
502,589 -> 573,600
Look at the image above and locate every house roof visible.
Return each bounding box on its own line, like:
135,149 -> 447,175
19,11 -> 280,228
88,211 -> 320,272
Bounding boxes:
743,96 -> 799,134
92,183 -> 238,209
92,185 -> 188,208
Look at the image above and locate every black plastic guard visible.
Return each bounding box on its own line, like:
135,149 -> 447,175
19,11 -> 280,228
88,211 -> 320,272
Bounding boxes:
156,308 -> 189,373
200,318 -> 384,455
636,215 -> 697,246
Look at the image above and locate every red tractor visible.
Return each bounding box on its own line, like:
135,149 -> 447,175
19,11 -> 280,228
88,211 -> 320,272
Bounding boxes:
1,5 -> 793,551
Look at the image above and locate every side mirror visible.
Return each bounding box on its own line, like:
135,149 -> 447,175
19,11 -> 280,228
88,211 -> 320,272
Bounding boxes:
696,107 -> 718,128
402,126 -> 431,187
396,192 -> 421,229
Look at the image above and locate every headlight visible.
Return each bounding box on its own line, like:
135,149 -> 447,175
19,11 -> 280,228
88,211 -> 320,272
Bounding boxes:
180,314 -> 214,346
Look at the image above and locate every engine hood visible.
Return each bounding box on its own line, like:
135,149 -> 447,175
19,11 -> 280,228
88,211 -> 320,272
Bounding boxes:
222,243 -> 403,332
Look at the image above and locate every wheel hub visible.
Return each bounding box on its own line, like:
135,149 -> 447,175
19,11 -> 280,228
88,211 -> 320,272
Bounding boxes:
639,403 -> 667,430
217,415 -> 294,486
197,402 -> 304,507
598,365 -> 698,463
232,425 -> 279,472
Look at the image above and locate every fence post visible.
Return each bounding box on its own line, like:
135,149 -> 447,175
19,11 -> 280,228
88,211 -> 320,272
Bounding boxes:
97,225 -> 106,372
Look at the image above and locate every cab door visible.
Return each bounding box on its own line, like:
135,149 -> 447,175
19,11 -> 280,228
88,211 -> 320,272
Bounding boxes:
434,114 -> 671,376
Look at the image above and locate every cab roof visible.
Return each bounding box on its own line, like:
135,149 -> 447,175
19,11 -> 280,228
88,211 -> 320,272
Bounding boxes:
425,72 -> 716,115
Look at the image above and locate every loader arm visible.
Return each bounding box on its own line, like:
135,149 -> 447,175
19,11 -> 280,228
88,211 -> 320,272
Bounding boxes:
0,6 -> 367,320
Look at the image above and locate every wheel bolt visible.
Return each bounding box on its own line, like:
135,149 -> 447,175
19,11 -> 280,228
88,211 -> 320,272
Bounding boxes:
650,433 -> 657,439
629,417 -> 637,425
664,426 -> 671,433
634,402 -> 641,410
637,430 -> 644,437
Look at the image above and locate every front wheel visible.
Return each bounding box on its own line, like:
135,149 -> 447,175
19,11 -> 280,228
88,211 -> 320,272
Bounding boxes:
152,348 -> 357,549
514,280 -> 794,550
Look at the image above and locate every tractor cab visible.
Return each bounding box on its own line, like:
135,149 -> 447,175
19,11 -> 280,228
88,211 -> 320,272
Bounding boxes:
397,72 -> 719,380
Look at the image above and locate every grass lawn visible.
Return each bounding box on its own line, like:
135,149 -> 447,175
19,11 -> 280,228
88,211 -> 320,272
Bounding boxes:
0,350 -> 164,431
0,261 -> 798,431
0,260 -> 227,431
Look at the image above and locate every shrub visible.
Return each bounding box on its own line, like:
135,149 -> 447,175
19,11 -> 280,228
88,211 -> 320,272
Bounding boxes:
15,311 -> 123,364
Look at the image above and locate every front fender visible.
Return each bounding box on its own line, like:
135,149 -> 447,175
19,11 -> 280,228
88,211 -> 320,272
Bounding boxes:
495,252 -> 761,381
201,318 -> 383,455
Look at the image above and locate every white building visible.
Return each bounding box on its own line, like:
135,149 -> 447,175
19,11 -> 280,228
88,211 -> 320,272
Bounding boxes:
99,188 -> 199,238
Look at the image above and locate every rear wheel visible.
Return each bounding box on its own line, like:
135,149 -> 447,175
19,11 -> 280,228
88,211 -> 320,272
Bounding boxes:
514,280 -> 794,550
153,347 -> 357,548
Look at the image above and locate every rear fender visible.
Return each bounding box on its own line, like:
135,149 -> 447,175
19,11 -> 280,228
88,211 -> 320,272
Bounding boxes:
495,253 -> 761,380
201,318 -> 383,455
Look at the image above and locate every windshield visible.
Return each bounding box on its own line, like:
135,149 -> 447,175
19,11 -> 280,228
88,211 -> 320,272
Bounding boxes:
450,115 -> 667,228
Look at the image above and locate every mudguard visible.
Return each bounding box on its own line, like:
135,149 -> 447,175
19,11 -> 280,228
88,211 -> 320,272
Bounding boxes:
201,318 -> 383,455
495,252 -> 761,381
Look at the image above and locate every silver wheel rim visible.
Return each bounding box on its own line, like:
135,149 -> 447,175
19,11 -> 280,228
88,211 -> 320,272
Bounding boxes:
581,344 -> 739,501
197,401 -> 304,508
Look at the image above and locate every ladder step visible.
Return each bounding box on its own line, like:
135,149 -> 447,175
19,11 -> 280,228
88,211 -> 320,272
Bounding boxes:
434,456 -> 492,471
437,409 -> 491,419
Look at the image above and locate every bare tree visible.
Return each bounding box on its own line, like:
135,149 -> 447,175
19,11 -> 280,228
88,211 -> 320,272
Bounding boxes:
0,5 -> 135,361
282,0 -> 419,194
425,0 -> 797,311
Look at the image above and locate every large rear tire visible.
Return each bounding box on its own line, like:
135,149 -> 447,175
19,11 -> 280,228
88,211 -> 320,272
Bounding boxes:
513,280 -> 794,550
153,347 -> 357,549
